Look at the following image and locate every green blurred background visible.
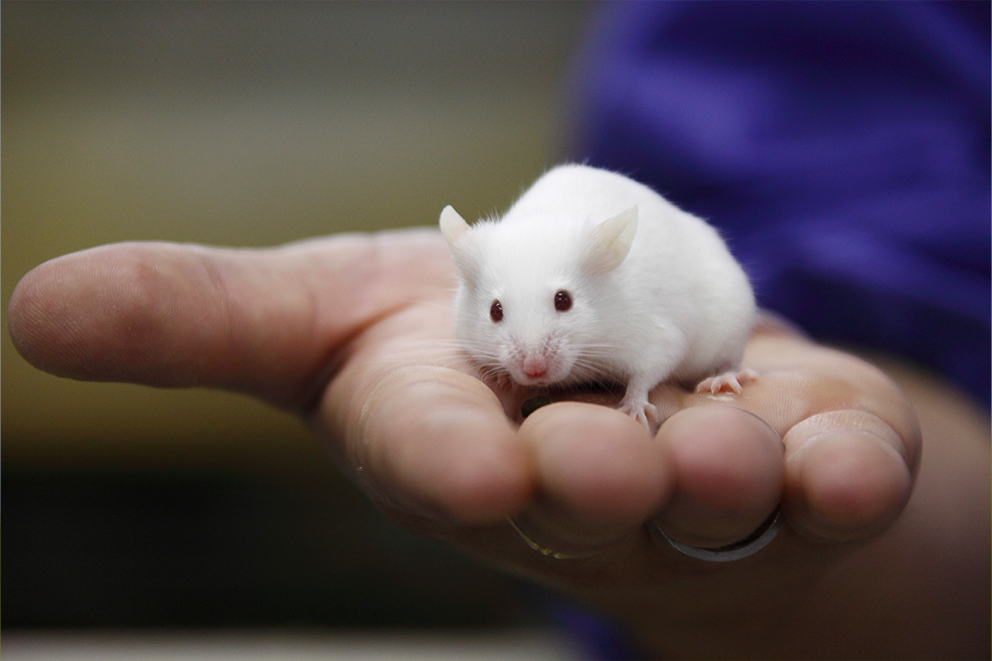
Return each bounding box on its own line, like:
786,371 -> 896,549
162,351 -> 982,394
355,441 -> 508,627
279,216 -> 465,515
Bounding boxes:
2,1 -> 592,634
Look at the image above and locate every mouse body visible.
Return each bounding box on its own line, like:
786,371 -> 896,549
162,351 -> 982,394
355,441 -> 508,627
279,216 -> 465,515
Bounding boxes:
439,163 -> 756,426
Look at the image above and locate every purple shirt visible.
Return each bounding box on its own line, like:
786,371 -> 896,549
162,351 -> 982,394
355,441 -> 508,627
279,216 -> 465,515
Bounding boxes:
568,1 -> 990,405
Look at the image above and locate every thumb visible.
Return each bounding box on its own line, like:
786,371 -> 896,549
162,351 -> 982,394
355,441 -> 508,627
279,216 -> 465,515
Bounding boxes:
7,231 -> 453,410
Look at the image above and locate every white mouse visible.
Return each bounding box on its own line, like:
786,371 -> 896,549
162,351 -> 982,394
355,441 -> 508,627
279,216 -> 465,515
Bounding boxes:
439,163 -> 756,427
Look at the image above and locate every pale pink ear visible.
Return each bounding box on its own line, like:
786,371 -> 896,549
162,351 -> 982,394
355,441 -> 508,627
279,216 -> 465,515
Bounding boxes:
439,205 -> 479,281
582,206 -> 638,274
439,205 -> 470,248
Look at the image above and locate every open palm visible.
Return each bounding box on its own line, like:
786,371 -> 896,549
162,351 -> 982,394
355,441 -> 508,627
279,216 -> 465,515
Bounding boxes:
13,228 -> 985,658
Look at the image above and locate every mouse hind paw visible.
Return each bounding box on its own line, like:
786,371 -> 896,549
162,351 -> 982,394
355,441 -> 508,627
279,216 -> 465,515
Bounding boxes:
695,368 -> 758,395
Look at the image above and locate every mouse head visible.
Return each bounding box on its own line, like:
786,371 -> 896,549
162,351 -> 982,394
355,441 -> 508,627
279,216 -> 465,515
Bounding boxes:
439,205 -> 638,387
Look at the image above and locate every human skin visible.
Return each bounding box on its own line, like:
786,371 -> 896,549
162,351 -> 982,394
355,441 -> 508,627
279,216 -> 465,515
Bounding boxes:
8,229 -> 990,659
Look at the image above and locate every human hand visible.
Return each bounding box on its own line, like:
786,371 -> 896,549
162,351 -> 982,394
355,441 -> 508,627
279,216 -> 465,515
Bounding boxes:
11,229 -> 973,658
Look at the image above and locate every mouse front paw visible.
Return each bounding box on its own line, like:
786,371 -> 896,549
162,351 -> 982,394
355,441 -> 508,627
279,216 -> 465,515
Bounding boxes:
695,368 -> 759,395
619,398 -> 658,431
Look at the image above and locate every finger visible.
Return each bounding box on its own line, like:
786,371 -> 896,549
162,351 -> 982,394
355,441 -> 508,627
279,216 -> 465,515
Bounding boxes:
651,405 -> 785,549
7,231 -> 454,409
320,329 -> 536,525
725,334 -> 921,542
782,410 -> 913,542
509,402 -> 673,557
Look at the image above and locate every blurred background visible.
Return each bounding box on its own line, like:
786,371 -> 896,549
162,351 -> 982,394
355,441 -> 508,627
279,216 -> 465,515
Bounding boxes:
2,2 -> 595,657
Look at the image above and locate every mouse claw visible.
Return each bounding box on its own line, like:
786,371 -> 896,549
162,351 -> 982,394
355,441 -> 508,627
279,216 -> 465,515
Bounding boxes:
695,368 -> 759,395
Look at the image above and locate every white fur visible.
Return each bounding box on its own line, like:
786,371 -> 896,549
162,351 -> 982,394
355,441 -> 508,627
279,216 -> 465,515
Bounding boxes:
440,164 -> 756,425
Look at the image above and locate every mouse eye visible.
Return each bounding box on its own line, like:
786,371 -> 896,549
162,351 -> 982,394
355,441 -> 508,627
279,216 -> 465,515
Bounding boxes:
490,300 -> 503,322
554,290 -> 573,312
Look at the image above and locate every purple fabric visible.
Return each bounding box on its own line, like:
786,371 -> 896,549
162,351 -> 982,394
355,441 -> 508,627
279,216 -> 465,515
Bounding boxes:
569,0 -> 990,405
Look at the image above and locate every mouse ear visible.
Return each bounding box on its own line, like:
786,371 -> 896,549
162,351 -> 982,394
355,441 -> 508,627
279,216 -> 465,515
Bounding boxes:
439,205 -> 470,248
439,205 -> 480,281
583,205 -> 638,274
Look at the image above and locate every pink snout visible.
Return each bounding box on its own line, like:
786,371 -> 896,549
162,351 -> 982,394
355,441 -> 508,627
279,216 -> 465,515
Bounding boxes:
522,356 -> 549,380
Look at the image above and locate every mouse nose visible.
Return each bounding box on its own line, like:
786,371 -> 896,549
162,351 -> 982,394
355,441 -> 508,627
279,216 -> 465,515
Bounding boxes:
522,356 -> 549,380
